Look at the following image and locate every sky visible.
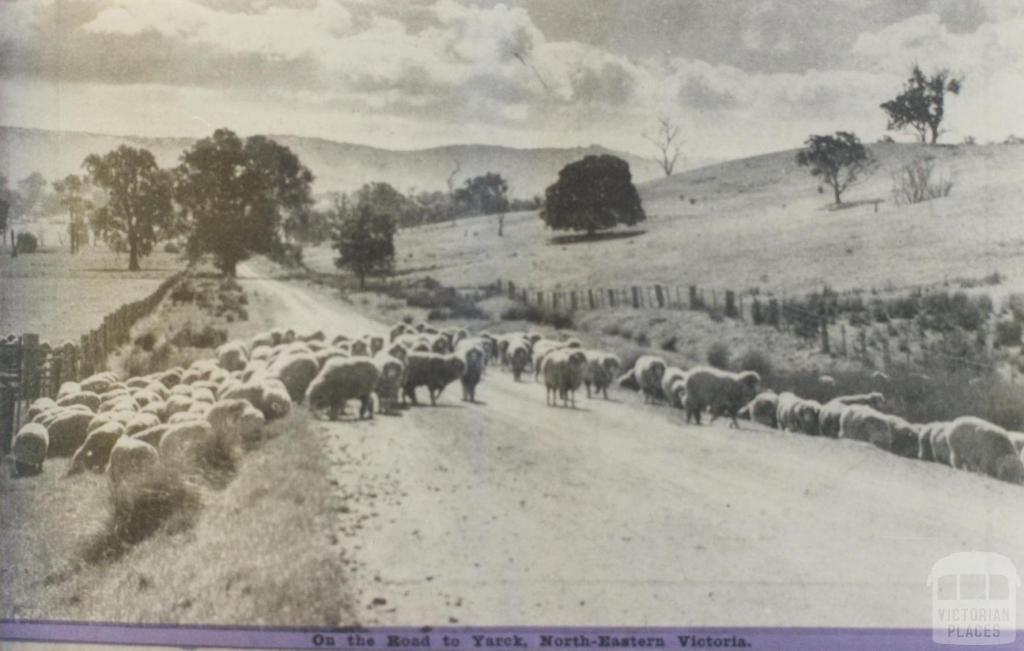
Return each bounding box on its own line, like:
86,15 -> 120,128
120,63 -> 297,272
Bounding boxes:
1,0 -> 1023,160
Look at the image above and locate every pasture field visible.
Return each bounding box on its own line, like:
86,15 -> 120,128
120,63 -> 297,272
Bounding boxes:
305,143 -> 1024,297
0,244 -> 183,342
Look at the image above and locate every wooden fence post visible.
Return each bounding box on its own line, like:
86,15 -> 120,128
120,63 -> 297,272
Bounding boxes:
724,290 -> 737,318
570,291 -> 578,311
840,324 -> 848,358
631,287 -> 641,309
507,281 -> 516,299
655,285 -> 665,308
588,289 -> 596,309
608,289 -> 616,308
688,286 -> 698,309
21,334 -> 40,402
820,316 -> 830,354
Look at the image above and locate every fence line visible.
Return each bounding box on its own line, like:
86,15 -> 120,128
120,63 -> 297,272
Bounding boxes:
0,271 -> 185,450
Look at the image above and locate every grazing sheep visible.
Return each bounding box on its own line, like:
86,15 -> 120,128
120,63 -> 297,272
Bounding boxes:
838,406 -> 893,451
126,377 -> 150,390
299,330 -> 326,343
508,341 -> 531,382
159,420 -> 212,465
531,340 -> 565,380
349,340 -> 370,357
205,399 -> 260,447
124,413 -> 162,437
634,355 -> 668,404
946,416 -> 1024,484
314,347 -> 349,369
45,409 -> 94,456
402,353 -> 465,406
660,366 -> 688,408
165,395 -> 193,418
390,323 -> 409,342
459,346 -> 485,403
140,400 -> 168,423
132,424 -> 169,448
27,397 -> 58,421
12,423 -> 49,476
80,373 -> 117,395
684,367 -> 760,427
266,352 -> 319,402
216,340 -> 249,372
583,351 -> 622,400
542,348 -> 588,408
191,387 -> 215,404
775,392 -> 801,432
832,392 -> 885,409
56,381 -> 81,400
107,436 -> 160,486
306,358 -> 381,420
168,411 -> 207,424
791,399 -> 823,436
818,375 -> 836,388
373,353 -> 406,414
817,400 -> 851,438
68,422 -> 124,475
130,389 -> 160,408
57,391 -> 100,412
887,415 -> 921,459
259,379 -> 292,420
738,391 -> 779,429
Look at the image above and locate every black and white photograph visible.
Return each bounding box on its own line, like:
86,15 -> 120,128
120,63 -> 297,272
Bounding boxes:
1,1 -> 1023,647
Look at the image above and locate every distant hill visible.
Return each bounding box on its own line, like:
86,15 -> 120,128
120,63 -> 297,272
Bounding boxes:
0,126 -> 706,198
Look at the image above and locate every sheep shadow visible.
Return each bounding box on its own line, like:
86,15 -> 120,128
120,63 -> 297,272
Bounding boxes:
547,229 -> 646,246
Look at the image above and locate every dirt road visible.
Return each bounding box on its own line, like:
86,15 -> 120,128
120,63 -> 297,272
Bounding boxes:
237,264 -> 1024,628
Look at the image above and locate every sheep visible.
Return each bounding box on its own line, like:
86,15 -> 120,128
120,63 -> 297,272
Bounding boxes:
916,422 -> 943,462
206,399 -> 264,446
26,397 -> 58,421
124,413 -> 162,437
818,375 -> 836,388
130,389 -> 160,408
259,378 -> 293,420
532,340 -> 565,380
12,423 -> 49,476
458,345 -> 485,403
832,392 -> 885,409
660,366 -> 688,408
107,436 -> 160,486
583,351 -> 622,400
390,323 -> 410,342
542,348 -> 588,408
216,340 -> 249,372
314,347 -> 349,369
299,330 -> 326,343
634,355 -> 668,404
140,400 -> 168,423
790,399 -> 823,436
684,367 -> 760,427
57,390 -> 101,412
56,381 -> 81,400
45,409 -> 94,456
508,340 -> 532,382
159,420 -> 212,465
191,387 -> 216,404
80,373 -> 118,395
817,400 -> 851,438
306,358 -> 381,420
349,340 -> 370,357
165,395 -> 194,418
931,422 -> 953,465
838,405 -> 893,451
887,415 -> 921,459
373,353 -> 406,414
265,352 -> 319,402
68,422 -> 124,475
775,392 -> 801,431
738,391 -> 779,429
132,424 -> 169,448
946,416 -> 1024,484
402,353 -> 465,406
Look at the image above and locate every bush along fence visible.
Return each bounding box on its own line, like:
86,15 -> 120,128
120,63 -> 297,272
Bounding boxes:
494,279 -> 1017,377
0,272 -> 185,451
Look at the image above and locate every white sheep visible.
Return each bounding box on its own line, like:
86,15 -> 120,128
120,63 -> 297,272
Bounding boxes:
12,422 -> 49,475
306,357 -> 381,419
107,436 -> 160,486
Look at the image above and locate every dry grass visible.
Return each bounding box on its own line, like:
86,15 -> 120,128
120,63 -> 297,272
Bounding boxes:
0,246 -> 181,341
0,411 -> 355,625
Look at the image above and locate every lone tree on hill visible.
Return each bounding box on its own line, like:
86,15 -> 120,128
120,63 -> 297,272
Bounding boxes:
880,64 -> 963,144
333,194 -> 396,289
84,146 -> 173,270
540,155 -> 645,236
174,129 -> 313,275
52,174 -> 94,254
645,116 -> 683,176
796,132 -> 871,205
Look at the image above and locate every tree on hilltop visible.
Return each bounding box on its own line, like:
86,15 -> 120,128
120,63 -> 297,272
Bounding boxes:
796,132 -> 871,205
880,64 -> 963,145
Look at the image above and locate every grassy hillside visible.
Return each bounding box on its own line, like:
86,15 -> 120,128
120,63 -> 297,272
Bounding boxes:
0,126 -> 667,197
305,142 -> 1024,297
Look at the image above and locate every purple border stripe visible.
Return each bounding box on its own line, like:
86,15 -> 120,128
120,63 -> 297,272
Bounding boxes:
5,621 -> 1016,650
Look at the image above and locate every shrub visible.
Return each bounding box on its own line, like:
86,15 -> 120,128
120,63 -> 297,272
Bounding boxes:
15,232 -> 38,254
995,320 -> 1022,348
170,280 -> 196,304
499,302 -> 573,328
84,465 -> 201,562
134,332 -> 157,352
707,342 -> 731,369
660,335 -> 678,352
892,157 -> 954,205
918,291 -> 990,331
163,241 -> 181,254
736,349 -> 774,382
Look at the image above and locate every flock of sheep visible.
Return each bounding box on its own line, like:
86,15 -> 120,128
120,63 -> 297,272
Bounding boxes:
614,354 -> 1024,486
10,319 -> 1024,489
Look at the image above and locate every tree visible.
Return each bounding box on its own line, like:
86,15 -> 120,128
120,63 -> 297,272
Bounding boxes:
644,116 -> 683,176
333,196 -> 396,289
52,174 -> 94,254
880,64 -> 963,144
796,132 -> 871,205
15,172 -> 49,218
174,129 -> 313,275
0,175 -> 13,247
355,182 -> 418,228
83,146 -> 173,270
454,172 -> 510,235
540,155 -> 646,235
